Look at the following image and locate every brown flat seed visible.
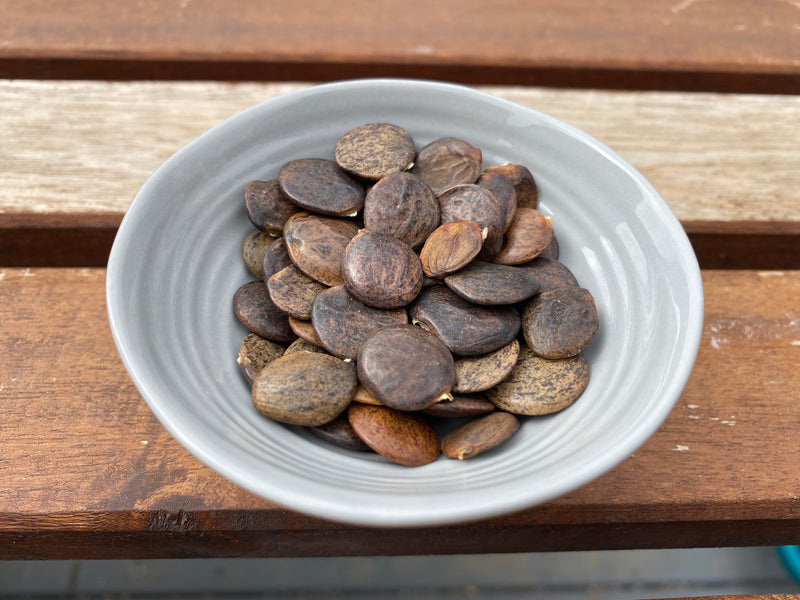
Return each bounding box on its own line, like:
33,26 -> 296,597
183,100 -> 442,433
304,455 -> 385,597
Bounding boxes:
312,285 -> 408,360
233,281 -> 296,343
252,352 -> 357,426
242,231 -> 273,280
487,346 -> 589,415
288,316 -> 324,347
342,230 -> 423,309
438,184 -> 505,258
243,179 -> 300,235
357,324 -> 455,411
363,172 -> 439,248
348,403 -> 441,466
419,220 -> 484,279
493,208 -> 554,265
516,257 -> 578,292
410,137 -> 482,195
334,123 -> 416,181
539,234 -> 559,260
354,384 -> 383,406
267,264 -> 326,320
237,333 -> 286,385
409,286 -> 520,356
283,212 -> 359,286
453,339 -> 520,393
441,412 -> 520,460
484,163 -> 538,209
522,286 -> 599,359
261,236 -> 293,281
477,171 -> 517,232
422,394 -> 495,418
308,413 -> 373,452
279,158 -> 365,217
444,261 -> 540,305
284,339 -> 326,355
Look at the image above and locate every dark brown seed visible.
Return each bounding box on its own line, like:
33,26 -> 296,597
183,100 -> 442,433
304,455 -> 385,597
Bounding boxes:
288,316 -> 325,347
363,172 -> 439,248
441,412 -> 520,460
283,212 -> 359,286
477,171 -> 517,231
241,231 -> 273,280
484,163 -> 538,209
252,352 -> 357,426
233,281 -> 296,343
419,220 -> 484,279
409,285 -> 520,356
516,257 -> 578,292
539,234 -> 559,260
522,286 -> 599,359
493,207 -> 554,265
410,137 -> 482,195
357,324 -> 455,411
334,123 -> 416,181
453,339 -> 520,393
284,338 -> 326,355
438,184 -> 505,258
261,237 -> 294,281
348,403 -> 441,466
342,230 -> 423,309
487,346 -> 589,415
422,394 -> 495,418
267,264 -> 326,320
279,158 -> 365,217
444,261 -> 540,305
308,413 -> 373,452
237,333 -> 286,385
311,285 -> 408,360
243,179 -> 300,235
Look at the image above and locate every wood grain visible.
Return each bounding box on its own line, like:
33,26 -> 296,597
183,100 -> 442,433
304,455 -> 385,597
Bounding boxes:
0,268 -> 799,558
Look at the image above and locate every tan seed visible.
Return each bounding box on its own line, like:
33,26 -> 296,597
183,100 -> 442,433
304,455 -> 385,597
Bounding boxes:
237,333 -> 286,385
419,220 -> 484,279
335,123 -> 416,181
241,231 -> 273,280
441,412 -> 520,460
267,264 -> 326,320
453,339 -> 520,394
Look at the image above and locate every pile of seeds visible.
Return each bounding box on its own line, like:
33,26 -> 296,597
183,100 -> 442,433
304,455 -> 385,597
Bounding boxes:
233,123 -> 599,467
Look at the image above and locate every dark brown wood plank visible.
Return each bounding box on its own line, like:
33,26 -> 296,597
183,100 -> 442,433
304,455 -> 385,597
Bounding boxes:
1,0 -> 799,92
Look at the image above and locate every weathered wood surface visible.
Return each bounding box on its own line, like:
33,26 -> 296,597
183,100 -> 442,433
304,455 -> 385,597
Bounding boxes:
0,268 -> 798,559
1,0 -> 799,93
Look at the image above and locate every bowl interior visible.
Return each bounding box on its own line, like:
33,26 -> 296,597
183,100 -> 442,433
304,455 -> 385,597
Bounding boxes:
107,79 -> 703,526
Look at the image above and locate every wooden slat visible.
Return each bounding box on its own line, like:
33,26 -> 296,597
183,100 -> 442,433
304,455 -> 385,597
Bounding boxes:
1,0 -> 799,93
0,268 -> 799,559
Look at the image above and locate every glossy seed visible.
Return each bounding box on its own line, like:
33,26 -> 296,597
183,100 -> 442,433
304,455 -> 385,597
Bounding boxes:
516,256 -> 578,292
487,345 -> 589,415
409,285 -> 520,356
243,179 -> 300,235
422,394 -> 495,418
242,231 -> 273,280
410,137 -> 482,195
348,403 -> 441,466
233,281 -> 296,343
267,264 -> 326,320
357,324 -> 455,411
334,123 -> 416,181
284,338 -> 326,355
419,220 -> 484,279
441,412 -> 520,460
493,207 -> 554,265
342,230 -> 423,309
363,172 -> 439,248
484,163 -> 538,209
522,286 -> 599,359
237,333 -> 286,385
252,352 -> 357,426
438,184 -> 505,258
312,285 -> 408,360
283,212 -> 359,286
308,413 -> 373,452
477,171 -> 517,231
453,339 -> 520,393
444,261 -> 540,305
279,158 -> 365,217
261,236 -> 294,281
288,316 -> 325,347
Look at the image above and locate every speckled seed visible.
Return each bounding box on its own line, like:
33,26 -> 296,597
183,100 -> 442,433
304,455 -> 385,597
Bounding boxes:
237,333 -> 286,385
477,171 -> 517,231
233,281 -> 296,343
342,230 -> 423,309
493,208 -> 554,265
283,212 -> 359,286
422,394 -> 495,418
441,412 -> 520,460
267,264 -> 326,320
284,338 -> 327,355
522,286 -> 599,359
243,179 -> 300,235
453,339 -> 520,393
348,403 -> 441,466
438,184 -> 505,258
516,257 -> 578,292
279,158 -> 365,217
487,345 -> 589,415
444,261 -> 540,305
410,137 -> 482,195
484,163 -> 538,209
311,285 -> 408,360
419,220 -> 484,279
357,324 -> 455,411
363,172 -> 439,248
241,231 -> 273,280
354,384 -> 383,406
308,413 -> 373,452
288,316 -> 325,347
409,285 -> 520,356
252,352 -> 357,426
261,237 -> 294,281
334,123 -> 416,181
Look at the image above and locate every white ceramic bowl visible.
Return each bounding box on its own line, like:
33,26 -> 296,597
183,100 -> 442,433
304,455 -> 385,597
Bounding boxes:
107,79 -> 704,527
